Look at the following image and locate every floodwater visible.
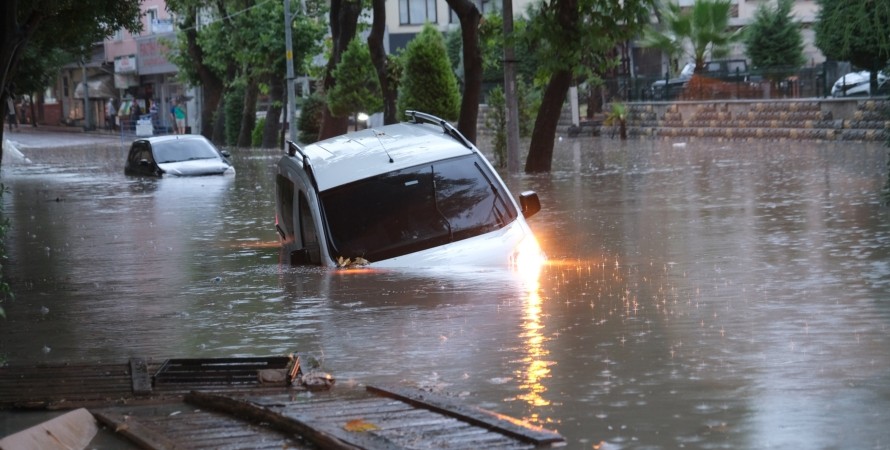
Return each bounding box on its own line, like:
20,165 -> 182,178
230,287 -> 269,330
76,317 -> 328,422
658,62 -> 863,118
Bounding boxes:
1,135 -> 889,449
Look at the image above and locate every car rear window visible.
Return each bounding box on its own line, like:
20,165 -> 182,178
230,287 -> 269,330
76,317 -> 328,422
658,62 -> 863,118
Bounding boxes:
320,154 -> 518,262
153,139 -> 220,164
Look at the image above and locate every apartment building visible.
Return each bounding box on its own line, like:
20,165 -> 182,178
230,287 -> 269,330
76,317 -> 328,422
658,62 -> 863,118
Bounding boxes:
57,0 -> 191,133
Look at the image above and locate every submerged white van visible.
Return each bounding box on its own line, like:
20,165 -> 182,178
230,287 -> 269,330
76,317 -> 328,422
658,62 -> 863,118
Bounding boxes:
274,111 -> 543,268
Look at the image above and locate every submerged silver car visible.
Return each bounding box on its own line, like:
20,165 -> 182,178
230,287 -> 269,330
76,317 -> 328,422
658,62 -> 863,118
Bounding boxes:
124,134 -> 235,177
274,111 -> 543,269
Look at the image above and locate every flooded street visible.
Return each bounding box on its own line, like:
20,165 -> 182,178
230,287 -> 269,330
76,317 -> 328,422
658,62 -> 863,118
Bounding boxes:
2,135 -> 889,448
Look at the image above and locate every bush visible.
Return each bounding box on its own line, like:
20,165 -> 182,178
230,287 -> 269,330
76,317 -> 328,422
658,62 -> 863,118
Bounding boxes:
397,24 -> 461,121
252,117 -> 265,148
297,94 -> 326,144
224,84 -> 245,146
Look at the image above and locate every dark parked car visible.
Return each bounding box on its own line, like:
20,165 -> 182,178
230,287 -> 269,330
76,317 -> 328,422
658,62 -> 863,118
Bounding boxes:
124,135 -> 235,177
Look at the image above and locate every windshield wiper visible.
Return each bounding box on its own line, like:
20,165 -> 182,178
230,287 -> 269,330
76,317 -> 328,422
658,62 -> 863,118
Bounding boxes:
474,162 -> 508,227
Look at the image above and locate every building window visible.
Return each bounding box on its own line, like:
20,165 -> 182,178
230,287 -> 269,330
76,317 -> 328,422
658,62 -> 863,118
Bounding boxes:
146,8 -> 158,33
400,0 -> 437,25
449,0 -> 497,23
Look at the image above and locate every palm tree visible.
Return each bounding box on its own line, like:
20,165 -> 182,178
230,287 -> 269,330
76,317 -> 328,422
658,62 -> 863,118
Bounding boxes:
642,0 -> 743,75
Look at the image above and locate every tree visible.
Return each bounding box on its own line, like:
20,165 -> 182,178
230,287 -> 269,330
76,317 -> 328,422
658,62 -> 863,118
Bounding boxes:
815,0 -> 890,95
1,0 -> 142,165
397,24 -> 461,122
297,93 -> 326,144
368,0 -> 399,125
167,0 -> 232,141
524,0 -> 652,173
478,13 -> 538,85
328,38 -> 384,129
642,0 -> 742,74
317,0 -> 362,140
444,0 -> 483,144
744,0 -> 806,84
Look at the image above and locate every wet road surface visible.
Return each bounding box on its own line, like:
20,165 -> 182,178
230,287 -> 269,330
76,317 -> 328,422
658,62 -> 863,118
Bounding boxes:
1,133 -> 889,448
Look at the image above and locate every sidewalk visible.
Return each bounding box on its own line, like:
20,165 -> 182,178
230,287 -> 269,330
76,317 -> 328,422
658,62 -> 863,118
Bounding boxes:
3,124 -> 126,149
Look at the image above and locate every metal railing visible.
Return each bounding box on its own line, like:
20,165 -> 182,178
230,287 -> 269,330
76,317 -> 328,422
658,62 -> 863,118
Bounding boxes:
599,65 -> 882,104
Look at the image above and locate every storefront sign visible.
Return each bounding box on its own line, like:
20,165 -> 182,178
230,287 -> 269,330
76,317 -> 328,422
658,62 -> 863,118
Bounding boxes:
115,55 -> 137,74
137,36 -> 177,75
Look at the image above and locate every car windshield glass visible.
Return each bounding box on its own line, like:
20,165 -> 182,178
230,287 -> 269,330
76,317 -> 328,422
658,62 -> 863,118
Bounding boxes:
153,139 -> 220,164
319,154 -> 518,262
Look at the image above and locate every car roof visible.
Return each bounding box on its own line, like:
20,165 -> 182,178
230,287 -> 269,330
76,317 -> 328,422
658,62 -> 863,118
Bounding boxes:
299,122 -> 476,191
134,134 -> 211,146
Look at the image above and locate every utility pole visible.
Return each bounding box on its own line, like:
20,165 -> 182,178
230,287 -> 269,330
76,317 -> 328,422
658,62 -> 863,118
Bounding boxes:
503,0 -> 520,174
284,0 -> 297,144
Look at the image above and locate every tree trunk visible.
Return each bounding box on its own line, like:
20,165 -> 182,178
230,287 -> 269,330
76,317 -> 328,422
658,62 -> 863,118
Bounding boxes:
183,7 -> 224,142
262,75 -> 283,149
525,69 -> 572,173
318,0 -> 360,140
212,100 -> 226,144
237,78 -> 258,148
368,0 -> 397,125
445,0 -> 482,144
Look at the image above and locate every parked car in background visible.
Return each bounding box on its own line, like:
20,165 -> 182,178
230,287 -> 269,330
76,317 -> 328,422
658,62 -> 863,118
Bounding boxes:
124,135 -> 235,177
651,59 -> 749,100
830,71 -> 888,97
274,110 -> 544,269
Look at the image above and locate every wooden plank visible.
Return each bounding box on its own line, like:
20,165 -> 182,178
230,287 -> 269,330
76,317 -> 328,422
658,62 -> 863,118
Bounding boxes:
366,384 -> 565,446
185,391 -> 383,450
278,399 -> 415,420
130,358 -> 153,395
93,411 -> 180,450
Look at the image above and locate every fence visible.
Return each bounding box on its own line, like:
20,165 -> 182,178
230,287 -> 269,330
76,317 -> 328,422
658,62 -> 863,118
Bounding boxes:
598,65 -> 865,105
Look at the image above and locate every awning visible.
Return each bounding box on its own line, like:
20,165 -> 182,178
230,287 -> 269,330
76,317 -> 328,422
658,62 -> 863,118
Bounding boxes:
74,77 -> 116,99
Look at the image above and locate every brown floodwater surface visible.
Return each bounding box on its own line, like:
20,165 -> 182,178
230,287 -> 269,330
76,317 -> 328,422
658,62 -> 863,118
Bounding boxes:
1,136 -> 889,448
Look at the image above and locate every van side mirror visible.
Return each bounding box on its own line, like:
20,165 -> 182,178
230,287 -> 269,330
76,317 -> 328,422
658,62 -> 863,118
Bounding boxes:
519,191 -> 541,218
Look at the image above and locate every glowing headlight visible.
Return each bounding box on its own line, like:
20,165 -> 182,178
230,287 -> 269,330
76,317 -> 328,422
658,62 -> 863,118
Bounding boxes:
357,112 -> 369,122
511,235 -> 546,277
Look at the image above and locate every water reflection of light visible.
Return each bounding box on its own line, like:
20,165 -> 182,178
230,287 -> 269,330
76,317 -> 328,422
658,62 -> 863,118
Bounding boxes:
516,260 -> 552,410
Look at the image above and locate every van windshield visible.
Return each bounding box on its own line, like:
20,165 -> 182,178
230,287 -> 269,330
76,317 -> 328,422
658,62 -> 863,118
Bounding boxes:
319,154 -> 518,263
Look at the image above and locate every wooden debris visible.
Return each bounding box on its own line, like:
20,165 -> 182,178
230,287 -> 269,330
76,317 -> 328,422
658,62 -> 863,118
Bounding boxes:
0,408 -> 97,450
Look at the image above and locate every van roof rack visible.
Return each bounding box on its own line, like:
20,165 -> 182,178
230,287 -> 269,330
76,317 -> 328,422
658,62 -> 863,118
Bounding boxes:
405,110 -> 472,149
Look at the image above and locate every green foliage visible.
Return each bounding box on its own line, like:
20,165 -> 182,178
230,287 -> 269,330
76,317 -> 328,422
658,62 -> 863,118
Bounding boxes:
485,86 -> 507,168
252,117 -> 265,148
642,0 -> 743,73
445,29 -> 463,77
224,84 -> 245,146
814,0 -> 890,74
298,93 -> 326,144
744,0 -> 806,82
397,24 -> 461,121
9,44 -> 73,99
327,38 -> 383,119
484,78 -> 539,168
478,13 -> 537,84
603,102 -> 627,126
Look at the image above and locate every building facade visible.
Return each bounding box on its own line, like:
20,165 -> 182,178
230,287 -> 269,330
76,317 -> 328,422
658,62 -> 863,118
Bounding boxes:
57,0 -> 194,134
